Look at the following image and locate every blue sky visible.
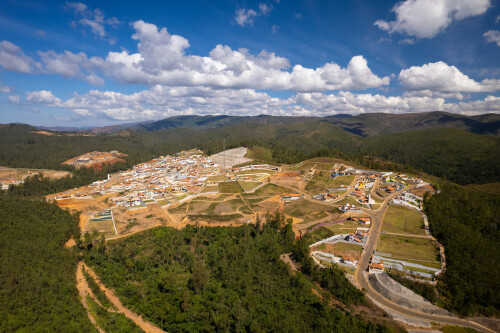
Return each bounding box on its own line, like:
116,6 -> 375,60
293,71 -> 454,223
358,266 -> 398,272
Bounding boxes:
0,0 -> 499,126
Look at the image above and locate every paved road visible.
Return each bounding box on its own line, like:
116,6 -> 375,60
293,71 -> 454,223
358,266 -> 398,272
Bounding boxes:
354,185 -> 495,333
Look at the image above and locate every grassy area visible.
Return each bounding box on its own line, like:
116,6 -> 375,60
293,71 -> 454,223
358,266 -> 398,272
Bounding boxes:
440,325 -> 481,333
330,175 -> 355,187
306,226 -> 335,243
238,181 -> 261,191
334,196 -> 359,206
168,201 -> 189,214
377,234 -> 440,263
200,185 -> 219,193
284,198 -> 332,219
248,183 -> 291,197
382,205 -> 426,235
226,198 -> 245,211
188,213 -> 243,222
85,219 -> 116,238
339,264 -> 357,276
305,173 -> 336,195
219,181 -> 244,193
323,220 -> 361,235
332,242 -> 363,256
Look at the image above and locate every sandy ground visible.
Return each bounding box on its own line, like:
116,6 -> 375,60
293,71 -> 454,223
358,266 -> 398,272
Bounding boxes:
113,203 -> 169,235
210,147 -> 252,168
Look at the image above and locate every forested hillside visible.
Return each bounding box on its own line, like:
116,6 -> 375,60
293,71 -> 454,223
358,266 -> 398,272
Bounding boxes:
0,194 -> 95,332
424,184 -> 500,315
2,119 -> 499,186
85,215 -> 400,332
362,128 -> 500,184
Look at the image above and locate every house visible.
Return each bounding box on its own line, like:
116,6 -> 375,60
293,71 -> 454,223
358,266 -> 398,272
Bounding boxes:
370,262 -> 384,272
341,256 -> 355,265
385,186 -> 396,193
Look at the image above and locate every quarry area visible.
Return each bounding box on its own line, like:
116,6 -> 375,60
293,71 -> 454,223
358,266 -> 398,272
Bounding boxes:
62,151 -> 126,169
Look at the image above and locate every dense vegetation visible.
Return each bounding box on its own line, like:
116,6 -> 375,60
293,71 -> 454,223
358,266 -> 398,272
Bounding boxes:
363,129 -> 500,184
424,184 -> 500,315
0,194 -> 95,332
85,214 -> 396,332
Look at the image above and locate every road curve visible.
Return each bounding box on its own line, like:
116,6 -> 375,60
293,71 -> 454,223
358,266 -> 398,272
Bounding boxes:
354,186 -> 495,333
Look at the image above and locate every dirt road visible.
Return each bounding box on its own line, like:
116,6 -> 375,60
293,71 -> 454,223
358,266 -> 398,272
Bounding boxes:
80,262 -> 165,333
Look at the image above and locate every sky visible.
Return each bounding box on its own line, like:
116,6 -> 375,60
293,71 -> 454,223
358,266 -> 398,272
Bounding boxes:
0,0 -> 499,127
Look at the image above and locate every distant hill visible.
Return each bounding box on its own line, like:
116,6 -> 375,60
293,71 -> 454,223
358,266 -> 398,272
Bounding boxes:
323,111 -> 500,137
116,112 -> 500,136
2,113 -> 500,185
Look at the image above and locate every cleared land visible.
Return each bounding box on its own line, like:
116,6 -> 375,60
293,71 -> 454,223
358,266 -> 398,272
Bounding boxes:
313,242 -> 363,261
219,181 -> 244,193
305,173 -> 335,195
323,220 -> 363,235
377,234 -> 440,263
210,147 -> 251,168
238,181 -> 261,191
85,218 -> 116,238
382,205 -> 426,236
113,203 -> 169,236
284,198 -> 334,221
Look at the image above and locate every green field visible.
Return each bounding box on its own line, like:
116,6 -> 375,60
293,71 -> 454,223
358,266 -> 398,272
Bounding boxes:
382,205 -> 425,235
377,234 -> 440,263
330,175 -> 355,187
244,183 -> 290,198
332,242 -> 363,255
238,181 -> 261,191
305,173 -> 335,195
85,219 -> 116,238
335,196 -> 359,206
307,226 -> 335,243
324,220 -> 361,235
284,198 -> 333,219
218,181 -> 244,193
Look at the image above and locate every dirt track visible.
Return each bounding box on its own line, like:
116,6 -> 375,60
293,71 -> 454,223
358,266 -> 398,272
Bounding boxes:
78,262 -> 165,333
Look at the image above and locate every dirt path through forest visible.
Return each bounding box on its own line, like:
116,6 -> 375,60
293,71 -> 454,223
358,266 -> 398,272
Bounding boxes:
75,262 -> 105,333
79,262 -> 165,333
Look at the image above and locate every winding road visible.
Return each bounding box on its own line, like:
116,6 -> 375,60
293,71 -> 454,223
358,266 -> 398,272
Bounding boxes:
354,184 -> 496,333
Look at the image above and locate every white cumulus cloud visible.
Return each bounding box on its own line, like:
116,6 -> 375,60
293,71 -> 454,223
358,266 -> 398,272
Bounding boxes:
0,40 -> 38,73
399,61 -> 500,93
375,0 -> 491,38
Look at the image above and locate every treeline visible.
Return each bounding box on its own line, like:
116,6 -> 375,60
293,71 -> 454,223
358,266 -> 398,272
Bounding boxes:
2,122 -> 499,186
424,184 -> 500,315
0,194 -> 95,332
85,213 -> 398,332
8,163 -> 126,197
